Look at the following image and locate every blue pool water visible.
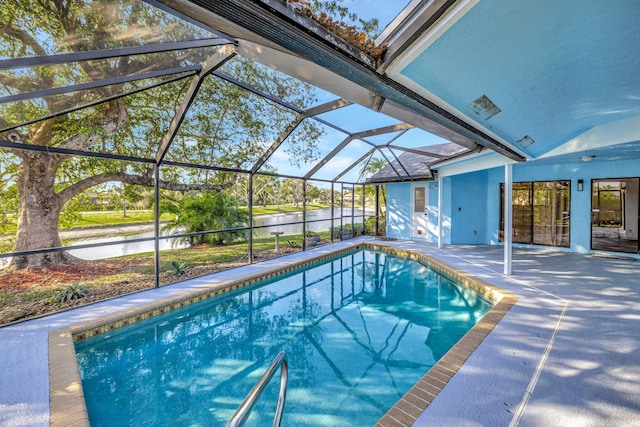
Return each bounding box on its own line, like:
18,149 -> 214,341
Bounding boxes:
75,248 -> 493,426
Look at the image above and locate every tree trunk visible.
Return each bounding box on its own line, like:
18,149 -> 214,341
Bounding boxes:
9,152 -> 74,269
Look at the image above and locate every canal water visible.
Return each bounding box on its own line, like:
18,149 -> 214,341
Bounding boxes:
0,208 -> 372,266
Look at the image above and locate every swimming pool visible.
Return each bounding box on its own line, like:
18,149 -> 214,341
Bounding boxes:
74,247 -> 494,426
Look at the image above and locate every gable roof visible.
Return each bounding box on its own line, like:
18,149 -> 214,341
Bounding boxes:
367,143 -> 472,183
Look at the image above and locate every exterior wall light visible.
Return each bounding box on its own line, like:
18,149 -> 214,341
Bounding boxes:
577,179 -> 584,191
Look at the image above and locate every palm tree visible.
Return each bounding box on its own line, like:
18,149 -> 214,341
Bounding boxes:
161,191 -> 248,246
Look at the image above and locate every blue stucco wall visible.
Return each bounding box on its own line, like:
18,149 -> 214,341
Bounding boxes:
386,182 -> 411,239
386,181 -> 441,242
485,157 -> 640,252
427,181 -> 439,242
449,170 -> 490,244
386,157 -> 640,254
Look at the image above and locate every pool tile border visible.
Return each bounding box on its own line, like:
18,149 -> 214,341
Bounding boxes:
370,244 -> 519,427
48,243 -> 517,426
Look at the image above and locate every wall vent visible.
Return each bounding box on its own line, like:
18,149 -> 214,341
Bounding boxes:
516,135 -> 535,147
468,95 -> 501,120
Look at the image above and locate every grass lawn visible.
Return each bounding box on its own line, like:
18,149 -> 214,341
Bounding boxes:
71,210 -> 174,227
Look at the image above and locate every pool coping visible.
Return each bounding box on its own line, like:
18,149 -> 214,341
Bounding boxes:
48,243 -> 517,427
370,246 -> 518,426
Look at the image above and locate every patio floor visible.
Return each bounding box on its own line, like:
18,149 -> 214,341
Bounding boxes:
1,238 -> 639,426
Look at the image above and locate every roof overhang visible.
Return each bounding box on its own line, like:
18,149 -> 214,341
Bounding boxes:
158,0 -> 526,161
382,0 -> 640,163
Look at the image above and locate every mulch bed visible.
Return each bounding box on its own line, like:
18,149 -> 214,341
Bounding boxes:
0,258 -> 148,292
0,247 -> 301,326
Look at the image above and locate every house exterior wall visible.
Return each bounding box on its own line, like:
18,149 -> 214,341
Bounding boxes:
496,158 -> 640,252
449,170 -> 490,244
385,157 -> 640,254
427,181 -> 440,241
386,181 -> 440,243
386,182 -> 412,240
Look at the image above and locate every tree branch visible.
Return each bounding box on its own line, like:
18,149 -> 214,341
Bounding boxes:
57,171 -> 237,205
55,98 -> 129,151
0,24 -> 48,57
0,128 -> 29,159
0,24 -> 53,92
0,74 -> 35,93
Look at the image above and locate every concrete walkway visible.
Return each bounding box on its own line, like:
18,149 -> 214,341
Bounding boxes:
395,242 -> 640,427
1,238 -> 639,426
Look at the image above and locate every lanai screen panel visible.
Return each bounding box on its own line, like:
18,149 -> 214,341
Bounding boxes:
310,138 -> 374,182
3,77 -> 194,162
0,46 -> 216,99
378,147 -> 411,181
387,128 -> 451,150
0,0 -> 222,61
359,151 -> 390,181
0,72 -> 196,133
215,57 -> 337,111
161,72 -> 299,169
304,179 -> 335,238
157,166 -> 251,285
256,119 -> 346,178
315,103 -> 403,134
360,131 -> 406,147
0,0 -> 225,96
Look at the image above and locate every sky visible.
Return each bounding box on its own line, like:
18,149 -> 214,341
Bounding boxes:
344,0 -> 411,32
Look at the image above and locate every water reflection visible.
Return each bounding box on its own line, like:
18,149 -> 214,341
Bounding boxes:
76,249 -> 492,427
67,231 -> 188,260
68,208 -> 369,260
0,208 -> 372,269
252,208 -> 367,238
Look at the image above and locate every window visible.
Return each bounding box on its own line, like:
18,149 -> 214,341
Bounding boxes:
414,187 -> 425,212
500,180 -> 570,247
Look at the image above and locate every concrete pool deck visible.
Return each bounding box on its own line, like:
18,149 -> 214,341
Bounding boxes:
1,237 -> 639,426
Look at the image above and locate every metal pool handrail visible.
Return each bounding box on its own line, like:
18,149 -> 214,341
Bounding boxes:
226,351 -> 289,427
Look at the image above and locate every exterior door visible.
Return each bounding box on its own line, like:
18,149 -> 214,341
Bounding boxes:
412,184 -> 429,238
591,178 -> 640,254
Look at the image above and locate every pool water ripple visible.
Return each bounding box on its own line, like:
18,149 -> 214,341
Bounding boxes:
75,248 -> 493,426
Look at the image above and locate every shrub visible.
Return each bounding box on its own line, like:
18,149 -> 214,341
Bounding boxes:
331,224 -> 355,239
57,281 -> 89,303
353,223 -> 364,236
161,191 -> 249,246
365,216 -> 385,235
285,240 -> 301,249
168,260 -> 189,276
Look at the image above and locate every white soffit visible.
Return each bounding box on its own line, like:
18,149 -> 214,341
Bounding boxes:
435,151 -> 514,177
540,115 -> 640,160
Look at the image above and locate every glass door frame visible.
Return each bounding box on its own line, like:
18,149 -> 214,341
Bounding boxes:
590,177 -> 640,254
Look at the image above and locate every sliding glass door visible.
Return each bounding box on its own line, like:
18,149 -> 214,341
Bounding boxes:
591,178 -> 639,254
500,180 -> 570,247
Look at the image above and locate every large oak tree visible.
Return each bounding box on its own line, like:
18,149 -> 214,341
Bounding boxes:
0,0 -> 322,269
